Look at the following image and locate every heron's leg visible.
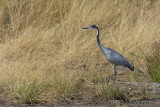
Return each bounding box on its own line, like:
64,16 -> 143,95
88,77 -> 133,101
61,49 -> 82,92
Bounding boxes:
113,64 -> 117,84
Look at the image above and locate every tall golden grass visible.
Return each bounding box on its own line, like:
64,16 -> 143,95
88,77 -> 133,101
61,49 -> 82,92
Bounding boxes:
0,0 -> 159,103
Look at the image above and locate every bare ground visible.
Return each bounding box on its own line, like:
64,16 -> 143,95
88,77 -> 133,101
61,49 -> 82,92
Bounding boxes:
0,81 -> 159,107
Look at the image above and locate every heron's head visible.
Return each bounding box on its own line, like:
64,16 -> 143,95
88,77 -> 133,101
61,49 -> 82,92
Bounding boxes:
82,25 -> 98,29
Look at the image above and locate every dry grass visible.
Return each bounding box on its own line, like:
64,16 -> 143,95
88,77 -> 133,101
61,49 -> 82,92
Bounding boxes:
0,0 -> 160,104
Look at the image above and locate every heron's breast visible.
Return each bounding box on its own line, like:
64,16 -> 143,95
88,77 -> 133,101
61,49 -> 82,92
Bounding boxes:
102,49 -> 112,60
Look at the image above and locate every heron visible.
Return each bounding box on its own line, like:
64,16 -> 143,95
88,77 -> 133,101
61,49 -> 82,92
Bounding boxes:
82,25 -> 134,83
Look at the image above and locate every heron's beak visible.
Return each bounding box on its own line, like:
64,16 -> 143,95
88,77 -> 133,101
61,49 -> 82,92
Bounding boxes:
82,26 -> 90,29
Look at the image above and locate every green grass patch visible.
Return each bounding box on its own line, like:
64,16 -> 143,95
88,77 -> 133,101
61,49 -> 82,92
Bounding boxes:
145,42 -> 160,82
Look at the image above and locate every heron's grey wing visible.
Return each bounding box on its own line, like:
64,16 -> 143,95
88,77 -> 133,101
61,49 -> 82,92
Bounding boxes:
109,50 -> 131,67
100,47 -> 134,70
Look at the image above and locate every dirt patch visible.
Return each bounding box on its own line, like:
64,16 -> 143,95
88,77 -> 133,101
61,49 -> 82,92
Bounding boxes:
2,99 -> 159,107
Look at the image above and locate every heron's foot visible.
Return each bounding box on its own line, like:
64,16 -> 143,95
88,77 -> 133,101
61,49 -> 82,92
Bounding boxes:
111,72 -> 117,84
114,71 -> 117,76
110,76 -> 116,84
105,72 -> 117,83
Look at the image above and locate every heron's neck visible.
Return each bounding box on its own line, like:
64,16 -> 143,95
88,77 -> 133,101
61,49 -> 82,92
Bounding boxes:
95,28 -> 103,47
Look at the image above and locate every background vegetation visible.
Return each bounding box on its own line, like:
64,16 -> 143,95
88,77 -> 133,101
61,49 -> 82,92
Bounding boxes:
0,0 -> 159,104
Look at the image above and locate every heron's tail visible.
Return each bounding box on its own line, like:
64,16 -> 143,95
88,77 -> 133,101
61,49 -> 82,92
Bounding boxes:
129,64 -> 134,71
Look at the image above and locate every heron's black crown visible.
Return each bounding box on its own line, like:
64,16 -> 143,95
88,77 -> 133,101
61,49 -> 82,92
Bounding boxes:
82,25 -> 98,29
89,25 -> 97,28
